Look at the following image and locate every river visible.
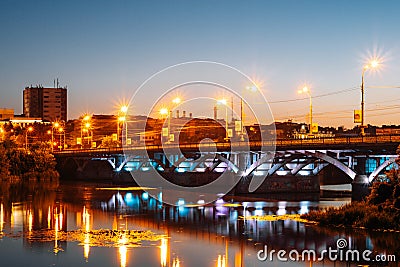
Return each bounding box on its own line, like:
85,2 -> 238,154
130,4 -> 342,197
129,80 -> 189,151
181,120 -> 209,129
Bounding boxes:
0,181 -> 398,267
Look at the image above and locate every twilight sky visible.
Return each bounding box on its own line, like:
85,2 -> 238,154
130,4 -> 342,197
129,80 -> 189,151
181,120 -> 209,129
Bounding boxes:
1,0 -> 400,128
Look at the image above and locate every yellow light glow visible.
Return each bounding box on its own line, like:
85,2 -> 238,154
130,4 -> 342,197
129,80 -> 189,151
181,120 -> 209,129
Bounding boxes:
172,97 -> 181,104
84,233 -> 90,261
159,108 -> 169,115
160,238 -> 168,267
370,59 -> 379,68
217,254 -> 226,267
1,203 -> 4,232
119,234 -> 128,267
246,85 -> 258,92
217,99 -> 227,105
28,210 -> 33,232
83,115 -> 91,121
58,127 -> 63,132
47,130 -> 51,134
118,116 -> 126,122
54,122 -> 60,128
85,123 -> 91,128
298,85 -> 311,95
54,213 -> 59,254
119,245 -> 127,267
172,257 -> 181,267
47,206 -> 51,229
28,126 -> 33,132
59,209 -> 63,231
120,105 -> 128,113
364,57 -> 382,71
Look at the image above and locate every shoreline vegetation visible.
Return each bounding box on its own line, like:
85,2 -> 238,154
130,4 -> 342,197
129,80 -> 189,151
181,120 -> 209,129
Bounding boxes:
0,140 -> 59,182
301,167 -> 400,231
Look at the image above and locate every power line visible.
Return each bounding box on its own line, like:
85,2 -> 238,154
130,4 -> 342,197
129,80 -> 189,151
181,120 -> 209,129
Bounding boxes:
269,86 -> 359,104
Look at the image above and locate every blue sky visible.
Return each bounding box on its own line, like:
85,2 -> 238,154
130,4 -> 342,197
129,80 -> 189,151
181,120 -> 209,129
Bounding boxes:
1,0 -> 400,127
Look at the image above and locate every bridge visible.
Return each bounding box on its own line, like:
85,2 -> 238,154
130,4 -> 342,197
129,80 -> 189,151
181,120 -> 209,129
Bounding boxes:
54,135 -> 400,199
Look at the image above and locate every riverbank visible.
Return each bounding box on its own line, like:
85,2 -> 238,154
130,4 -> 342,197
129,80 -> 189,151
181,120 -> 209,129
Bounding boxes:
0,141 -> 59,182
302,169 -> 400,231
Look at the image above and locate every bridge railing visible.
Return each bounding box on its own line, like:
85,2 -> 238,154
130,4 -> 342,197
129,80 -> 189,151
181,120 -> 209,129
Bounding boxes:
53,134 -> 400,155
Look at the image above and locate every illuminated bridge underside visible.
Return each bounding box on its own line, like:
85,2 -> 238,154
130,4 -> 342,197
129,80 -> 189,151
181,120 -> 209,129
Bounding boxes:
113,149 -> 397,184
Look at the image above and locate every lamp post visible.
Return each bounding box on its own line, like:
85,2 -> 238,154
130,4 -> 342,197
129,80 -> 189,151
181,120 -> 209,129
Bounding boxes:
159,108 -> 169,141
159,98 -> 181,143
81,115 -> 91,149
170,97 -> 181,142
217,99 -> 229,141
298,86 -> 313,135
58,127 -> 65,150
51,122 -> 60,152
117,105 -> 128,145
25,126 -> 33,149
240,85 -> 258,141
360,59 -> 379,136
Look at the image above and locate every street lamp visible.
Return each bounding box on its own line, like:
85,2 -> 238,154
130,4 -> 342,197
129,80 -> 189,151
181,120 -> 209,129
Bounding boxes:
159,98 -> 182,143
298,86 -> 313,135
51,122 -> 60,152
360,59 -> 380,136
81,115 -> 91,148
25,126 -> 33,149
117,105 -> 128,145
217,99 -> 229,141
58,127 -> 65,150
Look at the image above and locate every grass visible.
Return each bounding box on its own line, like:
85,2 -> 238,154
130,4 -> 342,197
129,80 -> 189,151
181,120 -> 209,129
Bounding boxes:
301,202 -> 400,231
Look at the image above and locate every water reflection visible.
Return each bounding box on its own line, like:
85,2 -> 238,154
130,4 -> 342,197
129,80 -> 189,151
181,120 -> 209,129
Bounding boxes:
1,203 -> 4,233
83,206 -> 91,261
0,181 -> 398,266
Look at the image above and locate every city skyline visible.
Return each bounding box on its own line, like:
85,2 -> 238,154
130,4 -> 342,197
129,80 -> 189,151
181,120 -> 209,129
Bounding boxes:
1,1 -> 400,128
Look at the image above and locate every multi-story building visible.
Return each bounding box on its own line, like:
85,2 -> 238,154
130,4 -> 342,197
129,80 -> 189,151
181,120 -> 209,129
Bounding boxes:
23,85 -> 67,122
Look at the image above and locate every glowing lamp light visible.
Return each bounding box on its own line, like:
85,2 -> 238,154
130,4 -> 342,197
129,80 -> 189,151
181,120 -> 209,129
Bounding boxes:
120,105 -> 128,113
159,108 -> 168,115
217,99 -> 227,105
172,97 -> 181,104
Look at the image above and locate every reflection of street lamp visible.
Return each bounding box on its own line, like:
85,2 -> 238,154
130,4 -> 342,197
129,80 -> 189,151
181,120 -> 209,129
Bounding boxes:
297,86 -> 313,135
360,59 -> 380,136
217,99 -> 229,141
25,126 -> 33,149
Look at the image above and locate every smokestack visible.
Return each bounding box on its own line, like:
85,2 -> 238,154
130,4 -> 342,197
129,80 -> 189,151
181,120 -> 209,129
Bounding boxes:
176,110 -> 180,118
214,106 -> 218,120
183,111 -> 186,118
189,112 -> 192,119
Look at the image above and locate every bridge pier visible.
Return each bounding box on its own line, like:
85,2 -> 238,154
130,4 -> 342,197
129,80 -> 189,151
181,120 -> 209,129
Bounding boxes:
352,157 -> 370,200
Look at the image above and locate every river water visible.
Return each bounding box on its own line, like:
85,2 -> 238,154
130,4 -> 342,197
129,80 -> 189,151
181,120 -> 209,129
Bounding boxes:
0,181 -> 398,267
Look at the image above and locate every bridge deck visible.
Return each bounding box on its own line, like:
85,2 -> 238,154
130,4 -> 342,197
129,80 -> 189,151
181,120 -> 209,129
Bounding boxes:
53,135 -> 400,157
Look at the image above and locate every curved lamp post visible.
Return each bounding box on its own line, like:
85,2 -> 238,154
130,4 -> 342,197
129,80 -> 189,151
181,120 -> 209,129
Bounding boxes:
360,59 -> 379,136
